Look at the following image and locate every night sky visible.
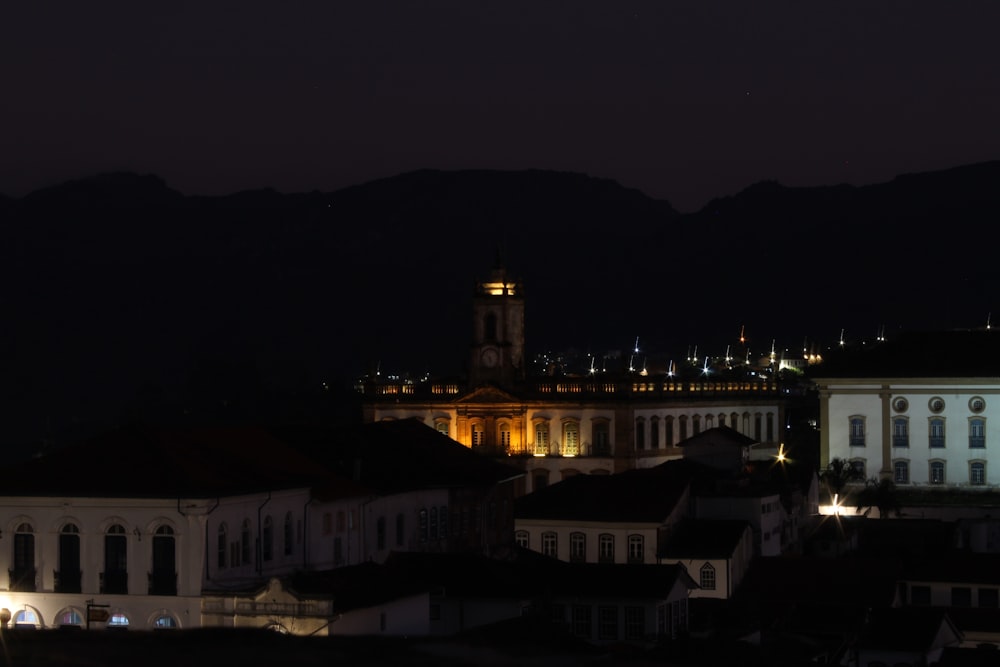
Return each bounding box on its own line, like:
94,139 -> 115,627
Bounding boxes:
4,2 -> 1000,212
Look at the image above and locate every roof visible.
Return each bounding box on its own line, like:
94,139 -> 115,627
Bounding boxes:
661,519 -> 751,559
0,425 -> 345,498
678,425 -> 757,448
277,418 -> 525,494
813,329 -> 1000,379
855,607 -> 960,653
515,459 -> 716,522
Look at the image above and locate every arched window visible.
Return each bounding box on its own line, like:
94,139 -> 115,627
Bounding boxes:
635,417 -> 646,450
542,532 -> 557,558
151,525 -> 176,596
515,530 -> 529,548
57,523 -> 81,593
395,513 -> 405,547
57,608 -> 84,627
217,523 -> 228,569
930,460 -> 946,484
592,420 -> 611,455
665,416 -> 674,447
11,522 -> 35,592
470,421 -> 485,447
153,614 -> 178,629
679,415 -> 689,441
563,421 -> 580,456
693,414 -> 702,436
103,524 -> 127,594
970,461 -> 986,486
241,519 -> 252,566
534,421 -> 550,456
650,417 -> 660,449
13,608 -> 40,628
893,460 -> 909,484
700,563 -> 716,590
108,611 -> 129,629
599,534 -> 615,563
283,513 -> 294,556
262,516 -> 274,561
498,421 -> 511,450
570,532 -> 586,562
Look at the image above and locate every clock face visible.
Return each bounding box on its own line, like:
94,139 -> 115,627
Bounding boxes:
481,348 -> 499,368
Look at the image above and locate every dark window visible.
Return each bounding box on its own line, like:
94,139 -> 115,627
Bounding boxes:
979,588 -> 999,608
593,421 -> 610,455
103,525 -> 127,594
570,532 -> 586,562
396,513 -> 405,547
150,525 -> 176,596
929,418 -> 946,448
892,417 -> 909,447
56,524 -> 81,593
217,524 -> 227,569
599,534 -> 614,563
376,516 -> 386,550
700,563 -> 716,590
419,509 -> 428,542
931,461 -> 946,484
624,606 -> 645,640
911,585 -> 931,605
894,461 -> 909,484
241,520 -> 252,565
283,513 -> 293,556
970,418 -> 986,448
572,605 -> 592,638
952,587 -> 972,607
849,417 -> 865,447
598,605 -> 618,640
262,516 -> 273,561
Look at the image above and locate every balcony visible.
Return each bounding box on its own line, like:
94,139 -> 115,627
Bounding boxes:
8,568 -> 36,592
54,569 -> 82,594
101,570 -> 128,595
148,571 -> 178,596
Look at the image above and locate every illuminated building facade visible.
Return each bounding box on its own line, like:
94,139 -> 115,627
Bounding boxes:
359,263 -> 787,493
815,330 -> 1000,489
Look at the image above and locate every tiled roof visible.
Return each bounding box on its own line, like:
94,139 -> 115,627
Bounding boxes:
515,459 -> 715,522
275,418 -> 525,494
678,425 -> 757,448
0,424 -> 346,498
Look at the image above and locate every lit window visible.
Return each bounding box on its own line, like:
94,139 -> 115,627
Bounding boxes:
435,420 -> 450,437
108,612 -> 129,628
498,423 -> 511,449
153,615 -> 177,629
534,422 -> 549,455
563,421 -> 580,456
471,423 -> 485,447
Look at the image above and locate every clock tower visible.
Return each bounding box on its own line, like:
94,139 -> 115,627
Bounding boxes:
469,260 -> 525,389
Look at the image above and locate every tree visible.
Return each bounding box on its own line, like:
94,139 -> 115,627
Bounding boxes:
856,477 -> 902,519
820,457 -> 863,498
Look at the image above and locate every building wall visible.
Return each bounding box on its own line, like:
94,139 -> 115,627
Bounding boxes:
514,520 -> 663,565
694,494 -> 784,556
821,380 -> 1000,488
0,496 -> 210,629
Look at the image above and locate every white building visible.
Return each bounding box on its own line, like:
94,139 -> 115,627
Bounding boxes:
814,330 -> 1000,489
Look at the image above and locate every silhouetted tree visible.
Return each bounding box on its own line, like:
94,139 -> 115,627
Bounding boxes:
820,457 -> 863,498
856,477 -> 902,519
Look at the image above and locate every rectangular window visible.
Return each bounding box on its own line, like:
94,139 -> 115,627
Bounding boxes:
931,461 -> 946,484
971,462 -> 986,485
929,418 -> 946,448
376,517 -> 386,550
598,605 -> 618,640
849,417 -> 865,447
894,461 -> 909,484
593,422 -> 610,456
396,514 -> 405,547
627,535 -> 644,564
334,537 -> 343,565
952,587 -> 972,607
892,418 -> 909,447
542,532 -> 557,558
515,531 -> 529,548
979,588 -> 999,608
970,418 -> 986,448
570,532 -> 586,562
471,425 -> 485,447
599,534 -> 614,563
624,606 -> 645,640
635,419 -> 645,450
571,605 -> 592,638
419,509 -> 428,542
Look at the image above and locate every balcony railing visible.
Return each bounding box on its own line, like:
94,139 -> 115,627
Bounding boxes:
8,568 -> 36,592
54,569 -> 82,594
101,570 -> 128,595
148,571 -> 178,596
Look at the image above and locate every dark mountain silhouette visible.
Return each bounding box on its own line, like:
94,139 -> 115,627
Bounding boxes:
2,162 -> 1000,451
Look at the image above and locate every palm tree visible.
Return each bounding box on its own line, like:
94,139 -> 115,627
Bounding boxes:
820,457 -> 863,498
856,477 -> 902,519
